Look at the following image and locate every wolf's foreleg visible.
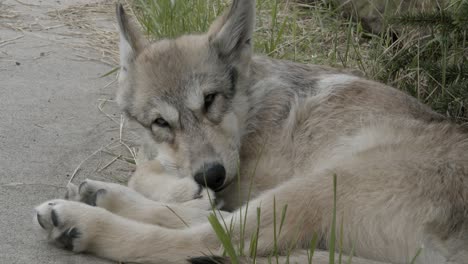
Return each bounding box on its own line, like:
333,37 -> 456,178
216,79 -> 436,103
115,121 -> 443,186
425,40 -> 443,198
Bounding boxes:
35,177 -> 333,263
65,179 -> 216,228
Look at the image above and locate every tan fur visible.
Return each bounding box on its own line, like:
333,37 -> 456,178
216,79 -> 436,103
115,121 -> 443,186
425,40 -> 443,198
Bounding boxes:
34,1 -> 468,264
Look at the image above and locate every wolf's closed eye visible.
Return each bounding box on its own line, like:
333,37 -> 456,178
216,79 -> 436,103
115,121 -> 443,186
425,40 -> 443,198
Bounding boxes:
204,93 -> 218,111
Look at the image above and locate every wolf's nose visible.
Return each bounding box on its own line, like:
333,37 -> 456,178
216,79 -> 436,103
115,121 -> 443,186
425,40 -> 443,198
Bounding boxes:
194,163 -> 226,191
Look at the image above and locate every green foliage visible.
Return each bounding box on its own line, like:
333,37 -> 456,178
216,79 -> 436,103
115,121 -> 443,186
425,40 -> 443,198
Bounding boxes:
307,233 -> 319,264
133,0 -> 226,38
329,174 -> 337,264
410,247 -> 423,264
208,213 -> 239,264
132,0 -> 468,122
375,0 -> 468,120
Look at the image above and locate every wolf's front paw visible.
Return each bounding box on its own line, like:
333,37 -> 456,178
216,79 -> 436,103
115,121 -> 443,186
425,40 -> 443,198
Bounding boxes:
65,179 -> 144,213
34,199 -> 104,252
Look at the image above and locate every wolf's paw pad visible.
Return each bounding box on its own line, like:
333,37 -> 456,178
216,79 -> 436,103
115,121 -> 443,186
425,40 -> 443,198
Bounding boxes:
65,180 -> 114,208
34,200 -> 93,252
65,179 -> 141,213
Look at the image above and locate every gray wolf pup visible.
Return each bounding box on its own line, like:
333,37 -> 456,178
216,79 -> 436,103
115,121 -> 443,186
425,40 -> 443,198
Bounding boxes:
34,0 -> 468,263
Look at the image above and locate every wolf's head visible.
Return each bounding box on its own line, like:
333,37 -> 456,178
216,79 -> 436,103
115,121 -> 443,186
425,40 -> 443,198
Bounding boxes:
116,0 -> 255,192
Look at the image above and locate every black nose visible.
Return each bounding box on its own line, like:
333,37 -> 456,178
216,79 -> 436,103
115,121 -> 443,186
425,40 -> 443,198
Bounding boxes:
194,163 -> 226,191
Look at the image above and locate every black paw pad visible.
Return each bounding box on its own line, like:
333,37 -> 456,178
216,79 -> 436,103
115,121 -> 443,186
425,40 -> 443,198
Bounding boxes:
188,256 -> 226,264
82,188 -> 106,206
56,227 -> 80,251
37,213 -> 46,229
51,209 -> 60,227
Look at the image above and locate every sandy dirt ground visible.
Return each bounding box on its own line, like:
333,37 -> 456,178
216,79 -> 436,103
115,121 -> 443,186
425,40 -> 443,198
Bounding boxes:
0,0 -> 138,263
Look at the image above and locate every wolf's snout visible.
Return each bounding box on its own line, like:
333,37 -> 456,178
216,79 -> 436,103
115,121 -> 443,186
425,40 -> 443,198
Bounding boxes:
194,163 -> 226,191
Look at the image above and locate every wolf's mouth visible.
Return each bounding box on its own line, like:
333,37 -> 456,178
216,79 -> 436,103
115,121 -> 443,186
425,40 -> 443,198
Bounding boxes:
193,184 -> 204,199
214,179 -> 232,192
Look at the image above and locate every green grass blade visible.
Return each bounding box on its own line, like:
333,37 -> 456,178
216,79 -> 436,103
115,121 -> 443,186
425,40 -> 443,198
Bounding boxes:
339,215 -> 344,264
99,67 -> 119,78
273,196 -> 279,264
346,240 -> 355,264
410,247 -> 423,264
208,214 -> 239,264
278,204 -> 288,236
307,233 -> 319,264
343,15 -> 354,68
250,207 -> 261,263
329,174 -> 338,264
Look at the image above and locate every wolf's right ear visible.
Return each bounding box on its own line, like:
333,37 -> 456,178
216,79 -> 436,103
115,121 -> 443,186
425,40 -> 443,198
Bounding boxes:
116,4 -> 147,70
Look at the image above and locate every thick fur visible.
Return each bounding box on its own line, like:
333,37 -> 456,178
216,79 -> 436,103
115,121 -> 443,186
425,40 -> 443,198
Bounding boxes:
34,1 -> 468,264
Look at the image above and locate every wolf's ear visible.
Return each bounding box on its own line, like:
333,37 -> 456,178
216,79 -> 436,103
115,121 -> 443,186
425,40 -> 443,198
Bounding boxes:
208,0 -> 255,65
116,4 -> 147,70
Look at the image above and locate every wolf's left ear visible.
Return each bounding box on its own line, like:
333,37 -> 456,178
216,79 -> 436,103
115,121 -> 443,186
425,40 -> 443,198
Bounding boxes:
116,4 -> 147,70
208,0 -> 255,65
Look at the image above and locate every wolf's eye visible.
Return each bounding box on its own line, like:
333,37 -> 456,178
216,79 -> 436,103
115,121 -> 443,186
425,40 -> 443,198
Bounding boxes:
153,118 -> 169,128
204,93 -> 218,111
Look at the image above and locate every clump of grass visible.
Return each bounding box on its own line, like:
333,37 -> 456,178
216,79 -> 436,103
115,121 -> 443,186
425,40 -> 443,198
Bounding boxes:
371,0 -> 468,121
133,0 -> 227,38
